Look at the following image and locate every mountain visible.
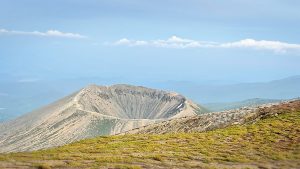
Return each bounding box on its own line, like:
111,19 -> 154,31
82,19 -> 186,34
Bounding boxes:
0,84 -> 206,153
203,98 -> 283,112
0,100 -> 299,169
124,99 -> 300,135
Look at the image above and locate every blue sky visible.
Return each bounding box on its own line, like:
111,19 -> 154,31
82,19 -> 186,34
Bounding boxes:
1,0 -> 300,84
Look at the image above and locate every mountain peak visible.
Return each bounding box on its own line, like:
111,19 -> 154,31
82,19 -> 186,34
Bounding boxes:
75,84 -> 197,119
0,84 -> 207,153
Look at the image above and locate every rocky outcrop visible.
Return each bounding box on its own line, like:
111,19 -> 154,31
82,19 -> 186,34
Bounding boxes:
124,99 -> 300,135
0,84 -> 206,153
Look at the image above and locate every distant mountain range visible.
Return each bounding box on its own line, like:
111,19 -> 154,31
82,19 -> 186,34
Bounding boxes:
157,75 -> 300,103
203,98 -> 283,112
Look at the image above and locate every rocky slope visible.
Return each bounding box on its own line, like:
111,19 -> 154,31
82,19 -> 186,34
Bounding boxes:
124,99 -> 300,134
0,84 -> 206,153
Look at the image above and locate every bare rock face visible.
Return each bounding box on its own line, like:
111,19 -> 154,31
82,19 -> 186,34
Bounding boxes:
0,84 -> 205,153
76,84 -> 199,119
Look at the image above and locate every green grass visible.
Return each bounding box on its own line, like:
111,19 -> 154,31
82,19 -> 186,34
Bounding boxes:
0,110 -> 299,169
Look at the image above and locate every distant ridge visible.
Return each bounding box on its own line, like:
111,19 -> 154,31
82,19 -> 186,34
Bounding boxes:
203,98 -> 283,112
160,75 -> 300,103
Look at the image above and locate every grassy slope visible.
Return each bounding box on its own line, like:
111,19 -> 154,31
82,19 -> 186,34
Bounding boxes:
0,110 -> 299,169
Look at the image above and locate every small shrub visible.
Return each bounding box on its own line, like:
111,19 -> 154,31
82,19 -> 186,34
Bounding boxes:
36,163 -> 51,169
151,155 -> 163,161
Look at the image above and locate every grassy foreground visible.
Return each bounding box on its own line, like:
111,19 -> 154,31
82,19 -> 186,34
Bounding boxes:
0,111 -> 299,169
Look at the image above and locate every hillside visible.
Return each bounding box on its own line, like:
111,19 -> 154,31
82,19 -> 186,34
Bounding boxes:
0,84 -> 205,153
0,100 -> 299,169
125,99 -> 298,135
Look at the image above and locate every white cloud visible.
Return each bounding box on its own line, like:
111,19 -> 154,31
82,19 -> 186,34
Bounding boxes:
151,36 -> 216,48
114,38 -> 148,46
113,36 -> 216,48
0,28 -> 86,39
112,36 -> 300,53
220,39 -> 300,53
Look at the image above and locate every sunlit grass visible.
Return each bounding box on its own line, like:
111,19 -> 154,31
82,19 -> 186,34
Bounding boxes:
0,110 -> 299,168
